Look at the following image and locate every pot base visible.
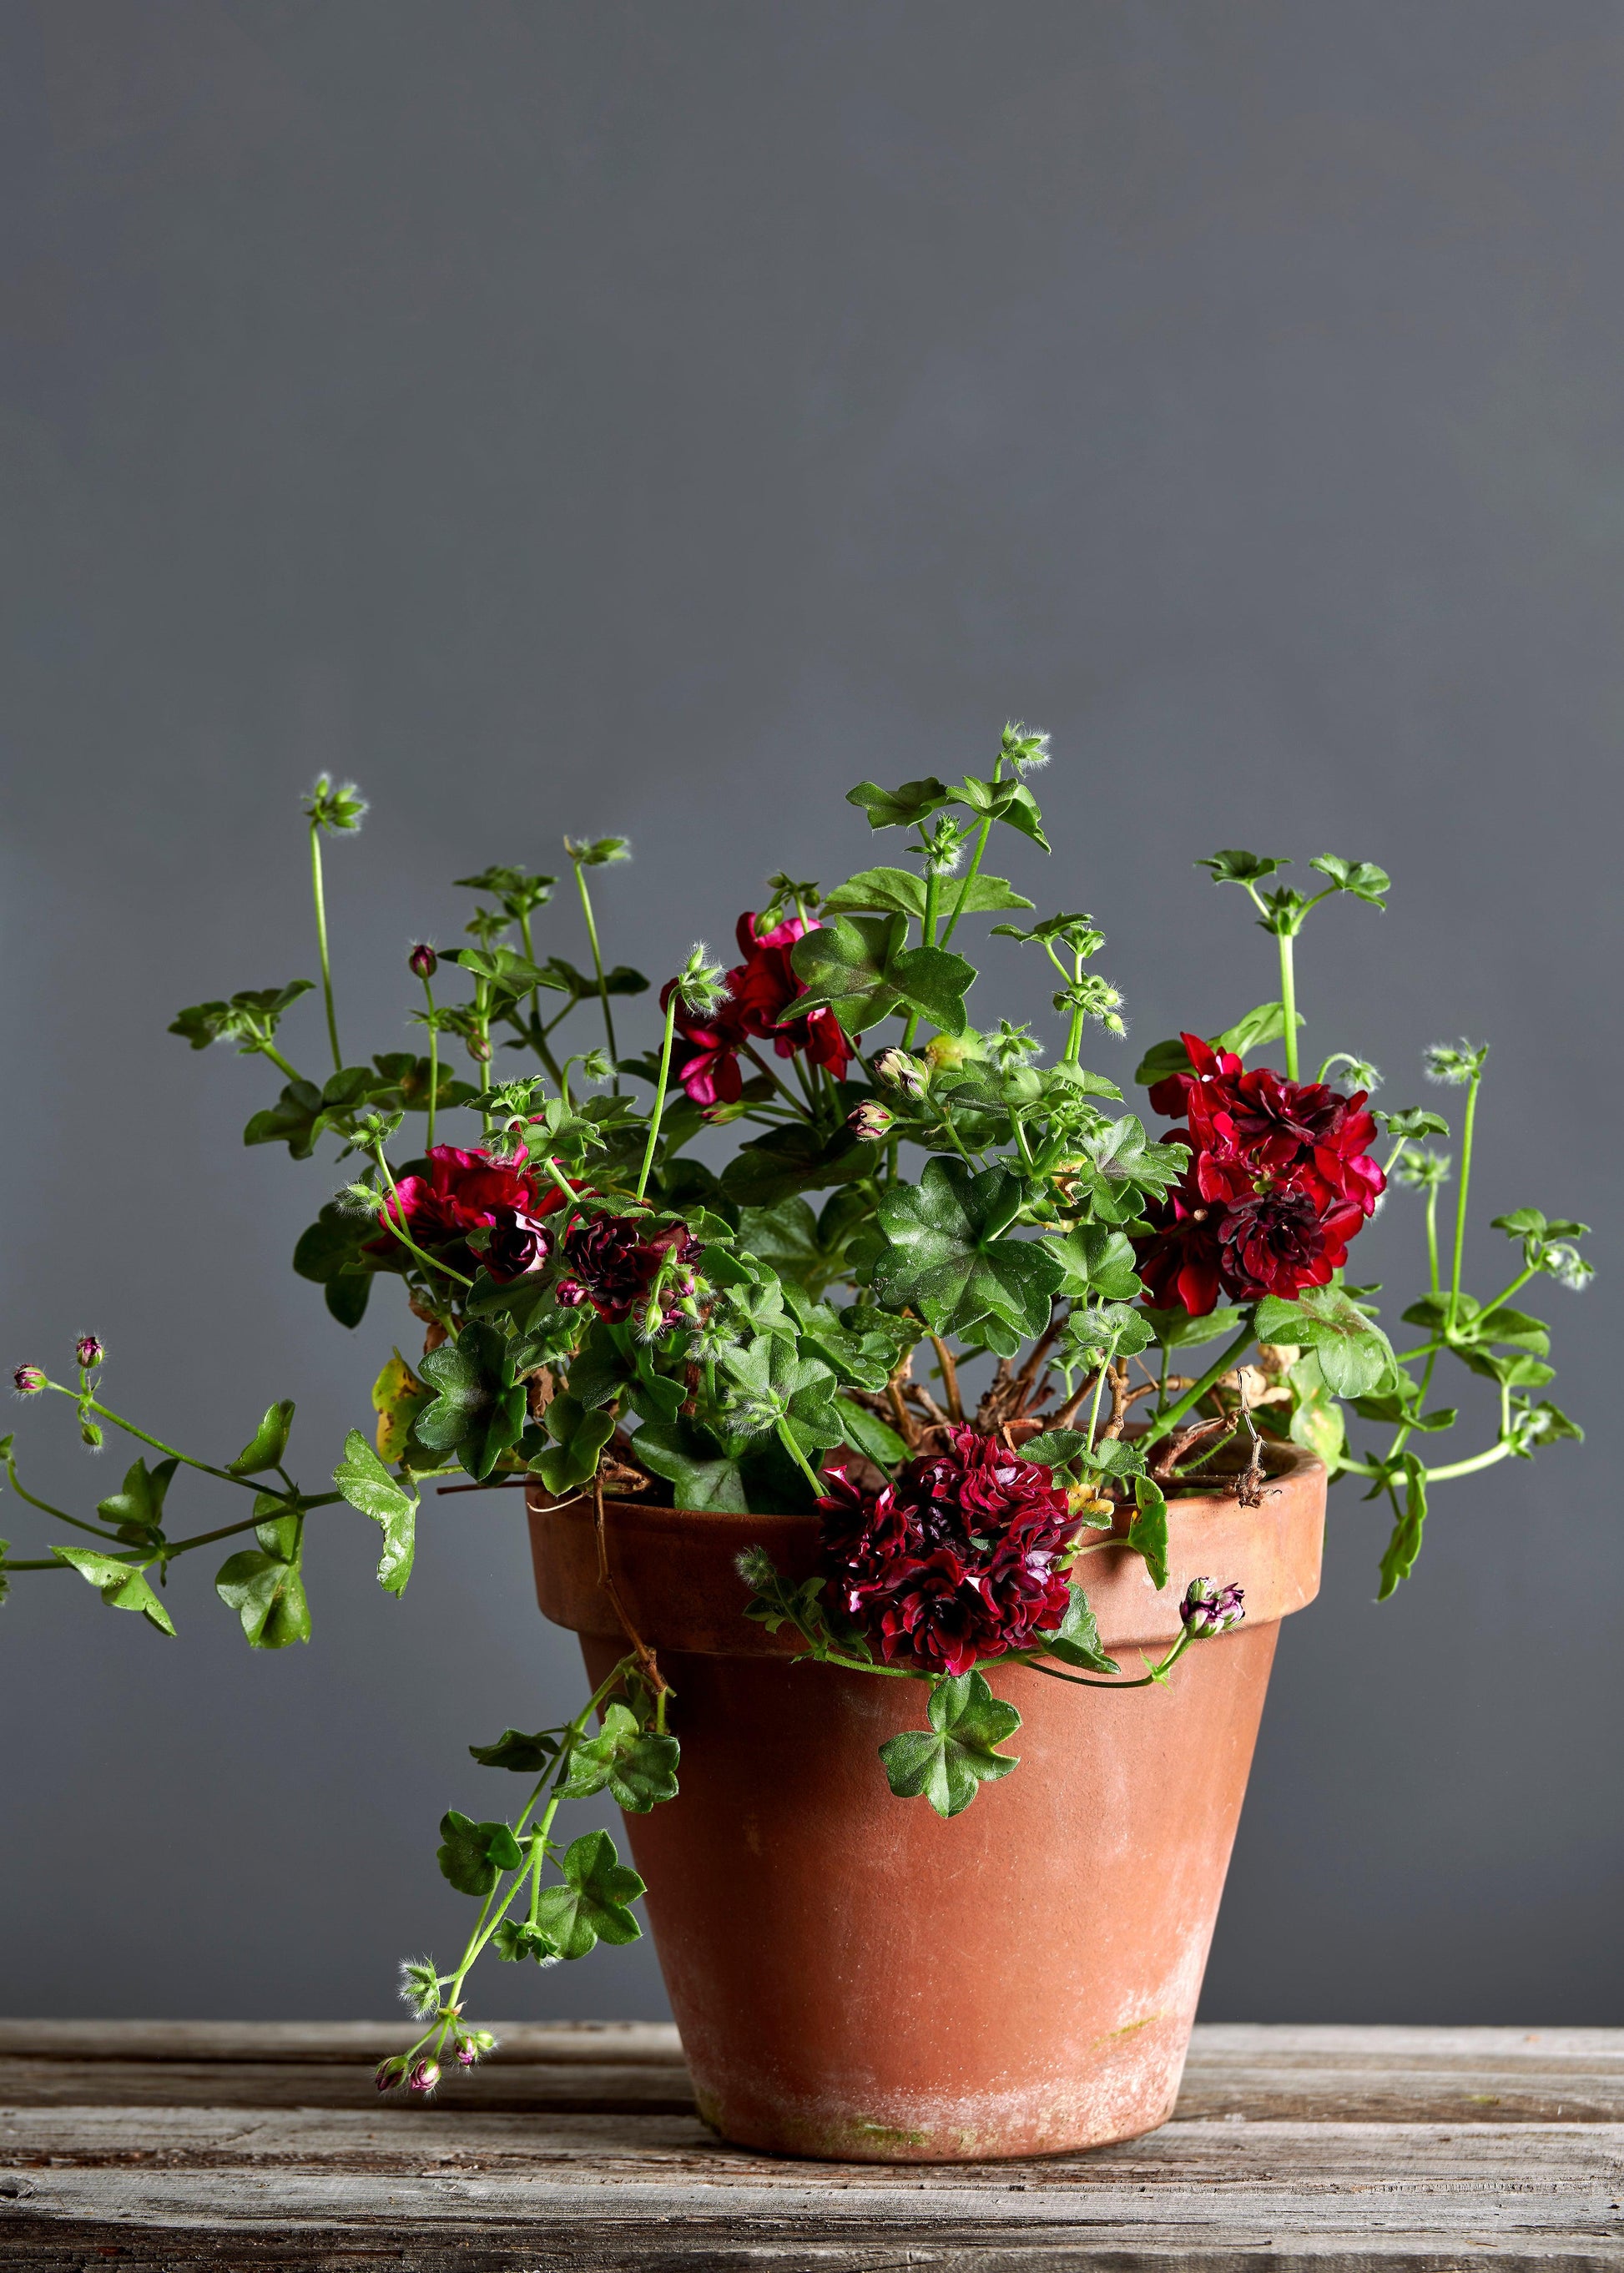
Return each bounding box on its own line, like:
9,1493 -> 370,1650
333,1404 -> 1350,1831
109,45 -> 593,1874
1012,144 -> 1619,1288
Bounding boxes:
581,1626 -> 1282,2163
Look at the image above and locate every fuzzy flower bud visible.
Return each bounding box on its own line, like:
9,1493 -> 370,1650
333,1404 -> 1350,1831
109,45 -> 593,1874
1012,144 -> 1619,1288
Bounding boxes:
872,1048 -> 929,1098
408,943 -> 438,980
408,2059 -> 441,2094
1180,1576 -> 1245,1637
75,1334 -> 104,1371
848,1100 -> 895,1142
375,2058 -> 407,2092
456,2043 -> 478,2068
673,942 -> 729,1021
13,1364 -> 45,1395
467,1031 -> 492,1064
1424,1039 -> 1488,1086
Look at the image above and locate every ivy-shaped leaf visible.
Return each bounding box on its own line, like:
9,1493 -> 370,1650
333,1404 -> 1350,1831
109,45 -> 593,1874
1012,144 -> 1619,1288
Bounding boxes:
1127,1475 -> 1168,1590
214,1508 -> 310,1648
845,776 -> 956,830
1377,1452 -> 1428,1600
333,1429 -> 418,1595
436,1810 -> 525,1898
96,1455 -> 179,1545
870,1158 -> 1063,1342
878,1671 -> 1021,1818
469,1727 -> 563,1773
1253,1285 -> 1394,1399
531,1828 -> 645,1958
1039,1581 -> 1121,1675
53,1547 -> 175,1635
557,1704 -> 681,1813
415,1322 -> 526,1480
229,1399 -> 296,1477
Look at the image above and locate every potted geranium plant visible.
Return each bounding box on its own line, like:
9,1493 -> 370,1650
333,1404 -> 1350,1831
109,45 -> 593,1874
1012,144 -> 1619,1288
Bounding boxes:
4,732 -> 1589,2160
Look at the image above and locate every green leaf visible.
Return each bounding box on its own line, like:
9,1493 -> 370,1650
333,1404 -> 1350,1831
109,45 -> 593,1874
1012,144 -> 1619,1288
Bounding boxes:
531,1828 -> 645,1958
214,1509 -> 310,1648
1473,1306 -> 1551,1354
1141,1304 -> 1248,1351
1135,1036 -> 1194,1087
888,944 -> 976,1036
169,980 -> 314,1053
243,1080 -> 327,1158
1286,1349 -> 1348,1469
1379,1107 -> 1450,1142
416,1323 -> 526,1480
1309,854 -> 1390,907
96,1455 -> 179,1545
1047,1227 -> 1142,1303
1377,1453 -> 1428,1600
821,866 -> 929,919
469,1727 -> 562,1773
532,1395 -> 616,1495
1040,1581 -> 1121,1675
719,1124 -> 868,1209
956,774 -> 1051,853
719,1337 -> 845,1453
492,1919 -> 560,1964
845,776 -> 956,831
332,1429 -> 418,1595
878,1671 -> 1021,1818
436,1810 -> 526,1898
1197,849 -> 1289,886
325,1273 -> 371,1328
1127,1475 -> 1168,1590
53,1547 -> 176,1635
837,1399 -> 908,1469
1213,1000 -> 1306,1060
228,1399 -> 296,1477
630,1420 -> 750,1512
1253,1285 -> 1393,1398
947,874 -> 1036,916
1020,1427 -> 1092,1471
736,1196 -> 860,1298
870,1158 -> 1064,1342
557,1704 -> 681,1813
787,911 -> 905,1031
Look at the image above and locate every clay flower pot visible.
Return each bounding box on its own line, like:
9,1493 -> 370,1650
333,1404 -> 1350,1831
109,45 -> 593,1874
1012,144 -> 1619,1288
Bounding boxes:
527,1442 -> 1324,2163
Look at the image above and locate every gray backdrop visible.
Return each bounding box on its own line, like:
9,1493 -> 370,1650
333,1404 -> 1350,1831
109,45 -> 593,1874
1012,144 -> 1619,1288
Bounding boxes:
2,0 -> 1619,2029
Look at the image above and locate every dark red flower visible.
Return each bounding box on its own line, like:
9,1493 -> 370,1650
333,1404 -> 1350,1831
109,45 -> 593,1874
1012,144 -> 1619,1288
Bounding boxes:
554,1212 -> 702,1327
375,1144 -> 565,1283
666,910 -> 855,1108
819,1426 -> 1081,1676
1136,1031 -> 1384,1314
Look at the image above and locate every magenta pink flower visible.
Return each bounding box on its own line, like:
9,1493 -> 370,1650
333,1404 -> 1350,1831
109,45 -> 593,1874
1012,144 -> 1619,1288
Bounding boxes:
665,910 -> 855,1108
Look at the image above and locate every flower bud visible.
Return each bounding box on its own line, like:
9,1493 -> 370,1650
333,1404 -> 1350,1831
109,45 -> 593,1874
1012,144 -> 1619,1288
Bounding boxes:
375,2057 -> 407,2092
456,2043 -> 478,2068
555,1278 -> 588,1309
408,943 -> 438,980
408,2059 -> 441,2094
872,1048 -> 928,1098
13,1364 -> 45,1395
472,2029 -> 497,2053
75,1334 -> 104,1371
467,1031 -> 492,1063
847,1101 -> 895,1142
1180,1576 -> 1245,1637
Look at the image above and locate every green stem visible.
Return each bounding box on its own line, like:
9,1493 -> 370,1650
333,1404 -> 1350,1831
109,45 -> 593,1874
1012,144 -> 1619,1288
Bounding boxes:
259,1040 -> 305,1087
636,988 -> 680,1202
572,862 -> 618,1086
776,1420 -> 824,1497
373,1152 -> 474,1290
1278,929 -> 1299,1081
940,752 -> 1004,948
66,1394 -> 261,1493
421,978 -> 439,1151
1,1450 -> 124,1541
1480,1263 -> 1537,1317
1140,1323 -> 1256,1449
310,822 -> 342,1074
1426,1182 -> 1441,1298
1084,1337 -> 1121,1454
1446,1066 -> 1482,1335
1026,1630 -> 1194,1689
1063,950 -> 1087,1064
742,1042 -> 814,1116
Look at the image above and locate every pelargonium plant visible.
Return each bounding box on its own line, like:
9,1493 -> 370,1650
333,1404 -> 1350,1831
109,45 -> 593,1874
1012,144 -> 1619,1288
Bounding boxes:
4,737 -> 1588,2092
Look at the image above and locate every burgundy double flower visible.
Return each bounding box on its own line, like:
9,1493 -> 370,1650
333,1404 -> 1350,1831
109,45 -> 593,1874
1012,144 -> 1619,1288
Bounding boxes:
663,910 -> 855,1109
1137,1033 -> 1384,1315
555,1212 -> 702,1328
819,1426 -> 1082,1676
375,1144 -> 565,1283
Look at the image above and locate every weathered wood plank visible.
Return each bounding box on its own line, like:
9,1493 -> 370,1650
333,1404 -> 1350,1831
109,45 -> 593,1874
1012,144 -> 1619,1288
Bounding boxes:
1,2026 -> 1619,2270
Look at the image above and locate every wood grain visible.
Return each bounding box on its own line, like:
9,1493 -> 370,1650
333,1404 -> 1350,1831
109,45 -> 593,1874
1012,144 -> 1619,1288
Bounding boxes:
1,2023 -> 1619,2269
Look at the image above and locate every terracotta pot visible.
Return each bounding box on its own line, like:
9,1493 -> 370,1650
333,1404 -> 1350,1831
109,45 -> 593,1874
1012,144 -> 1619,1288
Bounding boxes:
526,1443 -> 1324,2163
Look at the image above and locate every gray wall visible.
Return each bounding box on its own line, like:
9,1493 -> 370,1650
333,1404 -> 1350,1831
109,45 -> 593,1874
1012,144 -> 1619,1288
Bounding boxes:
2,0 -> 1619,2029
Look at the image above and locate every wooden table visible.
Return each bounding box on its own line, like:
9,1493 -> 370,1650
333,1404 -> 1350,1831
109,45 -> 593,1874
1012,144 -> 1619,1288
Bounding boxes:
0,2020 -> 1619,2268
